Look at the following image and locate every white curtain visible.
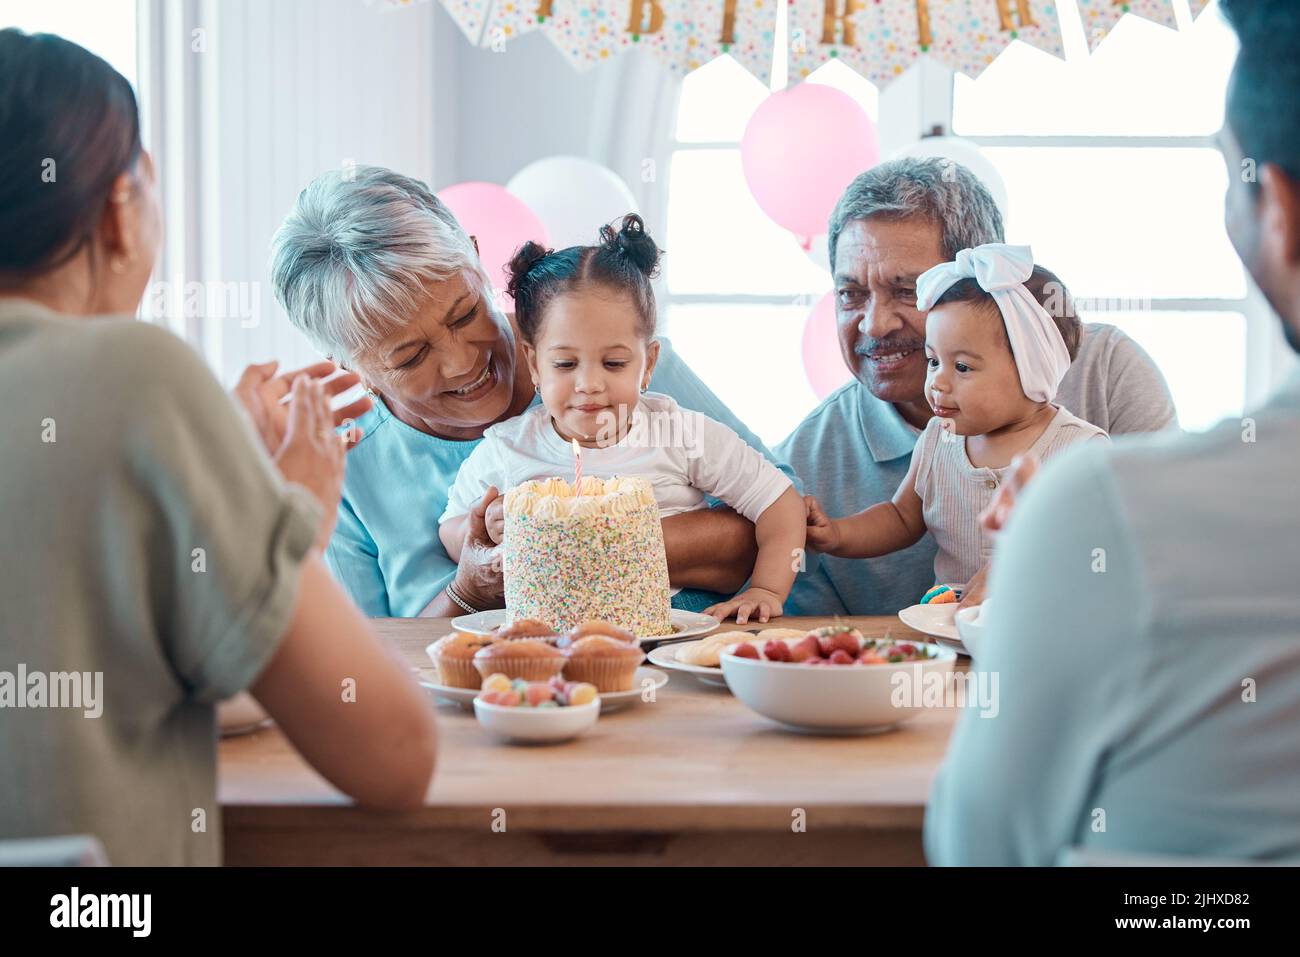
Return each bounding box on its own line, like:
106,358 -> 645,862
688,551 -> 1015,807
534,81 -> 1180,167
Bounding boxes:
136,0 -> 439,384
586,49 -> 681,245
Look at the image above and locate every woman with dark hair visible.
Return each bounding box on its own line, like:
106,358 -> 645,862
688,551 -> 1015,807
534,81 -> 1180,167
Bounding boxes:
0,29 -> 437,865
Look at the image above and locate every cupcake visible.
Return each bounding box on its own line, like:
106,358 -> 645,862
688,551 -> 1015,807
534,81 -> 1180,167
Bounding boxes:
558,619 -> 638,648
473,638 -> 566,683
428,632 -> 497,689
494,617 -> 560,644
562,635 -> 645,692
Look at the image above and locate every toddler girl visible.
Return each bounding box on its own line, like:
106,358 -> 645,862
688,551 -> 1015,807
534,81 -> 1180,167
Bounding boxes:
440,214 -> 805,624
805,243 -> 1108,592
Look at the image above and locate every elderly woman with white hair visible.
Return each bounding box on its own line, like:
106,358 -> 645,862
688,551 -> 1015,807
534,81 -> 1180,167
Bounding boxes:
271,165 -> 795,618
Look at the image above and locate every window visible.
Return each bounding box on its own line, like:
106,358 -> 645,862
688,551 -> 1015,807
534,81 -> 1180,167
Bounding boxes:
953,1 -> 1246,432
664,0 -> 1261,439
0,0 -> 137,86
664,57 -> 876,447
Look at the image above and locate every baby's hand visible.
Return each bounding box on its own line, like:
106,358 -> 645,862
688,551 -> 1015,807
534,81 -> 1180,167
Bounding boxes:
485,493 -> 505,545
803,495 -> 840,554
705,587 -> 784,626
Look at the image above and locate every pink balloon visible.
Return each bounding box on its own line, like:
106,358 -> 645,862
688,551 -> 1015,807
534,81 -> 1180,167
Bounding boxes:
436,182 -> 549,303
801,291 -> 853,399
741,84 -> 879,247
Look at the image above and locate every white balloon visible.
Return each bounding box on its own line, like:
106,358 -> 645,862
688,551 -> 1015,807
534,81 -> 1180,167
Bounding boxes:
506,156 -> 640,250
803,233 -> 830,273
888,136 -> 1009,219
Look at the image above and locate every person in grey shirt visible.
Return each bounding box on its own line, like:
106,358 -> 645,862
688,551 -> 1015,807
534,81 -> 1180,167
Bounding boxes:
926,0 -> 1300,865
0,30 -> 436,865
778,157 -> 1178,616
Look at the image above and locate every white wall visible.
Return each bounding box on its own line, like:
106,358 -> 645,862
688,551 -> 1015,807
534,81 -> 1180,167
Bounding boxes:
148,0 -> 438,385
161,1 -> 673,384
441,26 -> 610,188
437,7 -> 676,225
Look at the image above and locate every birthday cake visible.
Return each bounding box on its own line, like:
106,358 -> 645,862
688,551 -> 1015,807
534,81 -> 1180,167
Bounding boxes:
502,476 -> 672,637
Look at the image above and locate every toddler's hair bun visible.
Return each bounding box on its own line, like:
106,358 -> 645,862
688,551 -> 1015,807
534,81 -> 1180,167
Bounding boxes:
599,213 -> 661,278
506,240 -> 552,303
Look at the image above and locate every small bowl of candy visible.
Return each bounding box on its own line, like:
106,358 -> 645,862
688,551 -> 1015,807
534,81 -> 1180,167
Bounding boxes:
720,625 -> 956,734
473,673 -> 601,744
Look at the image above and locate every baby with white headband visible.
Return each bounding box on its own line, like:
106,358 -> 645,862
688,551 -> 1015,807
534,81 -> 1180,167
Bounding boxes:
804,243 -> 1109,594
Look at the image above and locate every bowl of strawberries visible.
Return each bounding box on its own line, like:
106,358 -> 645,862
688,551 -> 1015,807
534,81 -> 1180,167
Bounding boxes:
719,625 -> 956,734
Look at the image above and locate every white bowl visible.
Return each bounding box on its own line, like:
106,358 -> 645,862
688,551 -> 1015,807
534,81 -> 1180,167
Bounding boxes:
720,644 -> 956,734
954,601 -> 989,658
217,692 -> 271,736
472,696 -> 600,744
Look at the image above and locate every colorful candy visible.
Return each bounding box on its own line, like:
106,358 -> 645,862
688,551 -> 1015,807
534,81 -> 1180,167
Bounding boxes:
477,673 -> 598,708
921,585 -> 959,605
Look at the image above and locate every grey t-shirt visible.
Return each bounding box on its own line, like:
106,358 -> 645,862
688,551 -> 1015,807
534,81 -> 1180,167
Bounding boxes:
778,323 -> 1178,615
0,298 -> 319,866
926,366 -> 1300,864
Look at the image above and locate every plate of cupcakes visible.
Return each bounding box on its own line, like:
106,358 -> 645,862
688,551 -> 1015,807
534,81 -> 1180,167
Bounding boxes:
423,618 -> 669,714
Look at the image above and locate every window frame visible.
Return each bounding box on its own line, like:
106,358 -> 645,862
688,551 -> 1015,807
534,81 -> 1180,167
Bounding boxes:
661,51 -> 1287,426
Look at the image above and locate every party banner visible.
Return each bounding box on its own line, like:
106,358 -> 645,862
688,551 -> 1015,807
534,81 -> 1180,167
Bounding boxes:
787,0 -> 914,87
1075,0 -> 1177,52
927,1 -> 1065,77
643,0 -> 778,85
482,0 -> 776,83
789,1 -> 1064,88
441,0 -> 492,42
480,0 -> 545,50
447,0 -> 1201,86
1187,0 -> 1212,18
484,1 -> 668,71
552,2 -> 670,71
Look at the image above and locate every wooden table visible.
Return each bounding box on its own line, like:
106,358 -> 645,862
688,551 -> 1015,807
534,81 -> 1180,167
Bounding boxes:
219,617 -> 960,866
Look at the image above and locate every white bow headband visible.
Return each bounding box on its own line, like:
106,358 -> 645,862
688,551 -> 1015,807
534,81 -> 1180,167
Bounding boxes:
915,243 -> 1071,404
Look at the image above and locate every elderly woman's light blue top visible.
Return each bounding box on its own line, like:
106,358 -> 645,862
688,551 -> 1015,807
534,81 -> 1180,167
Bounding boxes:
924,366 -> 1300,865
327,337 -> 797,617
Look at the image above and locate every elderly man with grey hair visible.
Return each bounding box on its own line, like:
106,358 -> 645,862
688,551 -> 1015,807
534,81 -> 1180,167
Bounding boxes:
778,157 -> 1177,616
269,164 -> 795,618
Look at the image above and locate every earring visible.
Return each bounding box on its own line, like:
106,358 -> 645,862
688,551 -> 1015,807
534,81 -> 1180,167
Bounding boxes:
640,384 -> 648,394
534,384 -> 541,394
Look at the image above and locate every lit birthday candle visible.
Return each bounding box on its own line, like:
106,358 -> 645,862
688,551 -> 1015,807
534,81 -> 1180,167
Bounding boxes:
572,437 -> 583,491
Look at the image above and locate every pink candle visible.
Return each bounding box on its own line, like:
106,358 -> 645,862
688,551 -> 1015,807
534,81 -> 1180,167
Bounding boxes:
572,438 -> 583,491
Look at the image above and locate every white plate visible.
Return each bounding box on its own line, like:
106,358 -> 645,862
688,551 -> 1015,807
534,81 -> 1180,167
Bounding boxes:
597,667 -> 670,711
218,693 -> 273,737
449,609 -> 719,645
646,640 -> 731,688
897,602 -> 961,643
416,665 -> 668,714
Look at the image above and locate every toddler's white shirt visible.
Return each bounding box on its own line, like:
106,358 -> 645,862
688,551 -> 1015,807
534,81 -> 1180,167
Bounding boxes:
441,392 -> 792,527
